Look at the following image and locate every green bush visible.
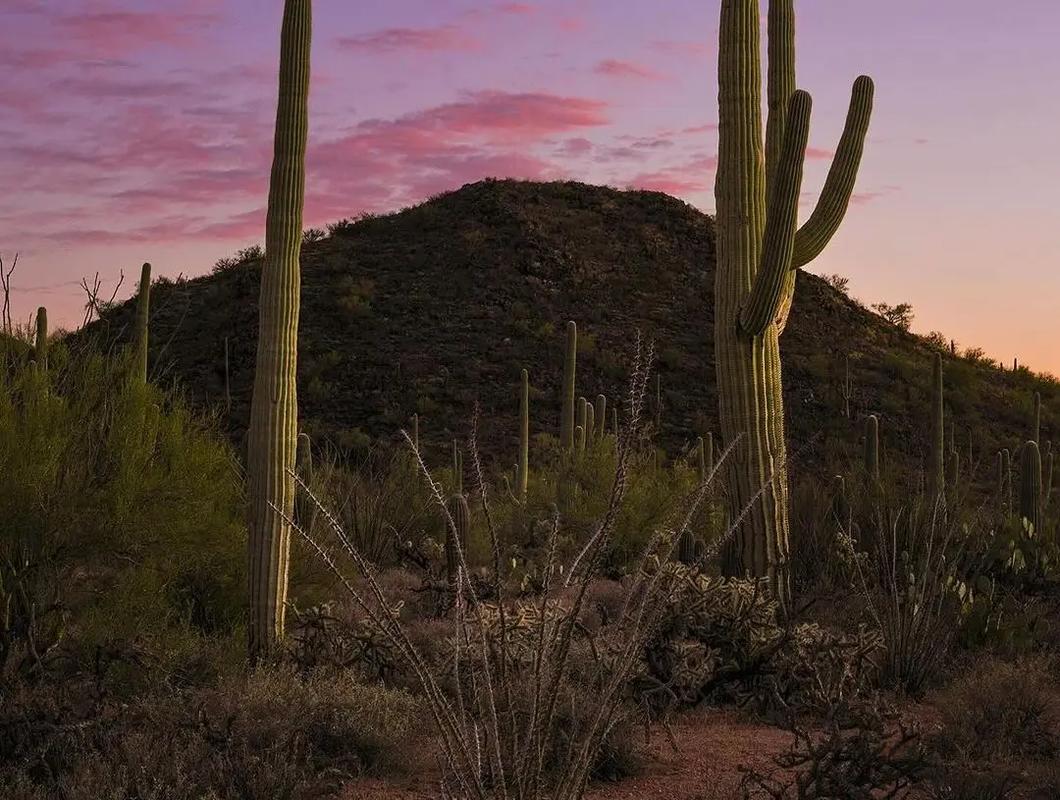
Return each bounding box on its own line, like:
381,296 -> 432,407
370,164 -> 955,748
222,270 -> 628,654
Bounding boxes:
0,340 -> 246,673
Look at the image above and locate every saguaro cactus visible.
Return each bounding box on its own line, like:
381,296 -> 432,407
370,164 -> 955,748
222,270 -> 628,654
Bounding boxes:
134,262 -> 151,383
246,0 -> 312,661
864,414 -> 879,481
594,395 -> 607,439
1033,392 -> 1041,445
517,369 -> 529,498
560,321 -> 577,451
34,307 -> 47,372
295,431 -> 315,532
713,0 -> 874,604
1000,447 -> 1012,511
445,493 -> 470,588
927,354 -> 945,502
1020,440 -> 1042,535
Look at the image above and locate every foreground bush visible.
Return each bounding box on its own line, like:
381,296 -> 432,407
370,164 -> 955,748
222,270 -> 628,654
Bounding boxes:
0,340 -> 245,679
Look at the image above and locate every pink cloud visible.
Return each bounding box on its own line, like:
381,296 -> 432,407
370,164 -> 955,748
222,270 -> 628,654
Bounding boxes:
652,40 -> 710,58
56,10 -> 218,52
626,156 -> 717,196
338,25 -> 481,54
496,3 -> 537,14
595,59 -> 666,82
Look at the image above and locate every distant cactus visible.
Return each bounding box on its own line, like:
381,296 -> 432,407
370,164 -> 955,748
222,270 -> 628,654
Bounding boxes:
927,353 -> 945,501
594,394 -> 607,439
1000,447 -> 1012,511
452,439 -> 463,494
134,262 -> 151,383
1020,440 -> 1042,535
575,424 -> 586,456
34,306 -> 47,372
678,530 -> 698,566
864,414 -> 879,481
1045,442 -> 1054,509
1032,391 -> 1042,445
411,412 -> 419,450
612,407 -> 618,437
246,0 -> 312,661
946,421 -> 960,492
585,401 -> 595,445
714,0 -> 874,604
560,321 -> 577,451
445,493 -> 470,588
577,396 -> 588,438
517,369 -> 529,498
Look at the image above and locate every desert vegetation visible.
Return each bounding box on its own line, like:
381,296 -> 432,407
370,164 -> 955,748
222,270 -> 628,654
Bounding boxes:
3,1 -> 1060,799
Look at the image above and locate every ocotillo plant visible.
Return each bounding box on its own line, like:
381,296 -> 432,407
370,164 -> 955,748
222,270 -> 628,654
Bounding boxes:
594,394 -> 607,439
1020,440 -> 1042,535
34,307 -> 47,372
713,0 -> 873,603
517,369 -> 529,498
134,262 -> 151,383
246,0 -> 312,660
927,354 -> 945,502
445,493 -> 470,589
560,321 -> 577,451
864,414 -> 880,481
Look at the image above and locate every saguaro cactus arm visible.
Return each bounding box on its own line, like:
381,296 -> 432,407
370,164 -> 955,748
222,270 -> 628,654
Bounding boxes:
246,0 -> 312,661
765,0 -> 795,196
739,90 -> 812,336
792,76 -> 875,268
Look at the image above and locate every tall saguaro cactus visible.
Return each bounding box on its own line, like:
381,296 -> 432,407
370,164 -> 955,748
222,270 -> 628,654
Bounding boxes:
864,414 -> 880,481
134,262 -> 151,384
517,368 -> 529,498
713,0 -> 874,603
34,307 -> 47,372
1021,440 -> 1042,535
246,0 -> 312,661
927,354 -> 945,502
560,321 -> 577,451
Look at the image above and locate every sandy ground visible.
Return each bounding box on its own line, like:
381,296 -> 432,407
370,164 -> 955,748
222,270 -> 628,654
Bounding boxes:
341,707 -> 794,800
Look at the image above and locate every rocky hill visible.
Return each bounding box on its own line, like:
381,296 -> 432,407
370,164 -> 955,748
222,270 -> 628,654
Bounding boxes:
90,179 -> 1057,486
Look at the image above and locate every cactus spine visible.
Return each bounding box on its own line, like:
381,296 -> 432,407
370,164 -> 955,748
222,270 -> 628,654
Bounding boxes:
246,0 -> 312,660
34,307 -> 47,372
517,369 -> 529,498
445,493 -> 470,588
134,262 -> 151,384
1020,440 -> 1042,535
864,414 -> 879,481
714,0 -> 874,604
560,321 -> 577,451
927,354 -> 945,501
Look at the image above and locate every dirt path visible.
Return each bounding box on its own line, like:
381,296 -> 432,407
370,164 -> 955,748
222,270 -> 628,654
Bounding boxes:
342,708 -> 792,800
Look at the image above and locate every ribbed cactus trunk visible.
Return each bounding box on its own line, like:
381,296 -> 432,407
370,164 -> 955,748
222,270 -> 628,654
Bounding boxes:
517,369 -> 529,498
713,0 -> 873,606
560,321 -> 577,451
34,307 -> 47,372
927,353 -> 945,502
1021,440 -> 1042,536
134,262 -> 151,384
864,414 -> 880,481
246,0 -> 312,662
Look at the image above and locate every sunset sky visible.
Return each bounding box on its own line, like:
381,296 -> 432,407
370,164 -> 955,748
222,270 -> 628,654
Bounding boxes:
2,1 -> 1058,372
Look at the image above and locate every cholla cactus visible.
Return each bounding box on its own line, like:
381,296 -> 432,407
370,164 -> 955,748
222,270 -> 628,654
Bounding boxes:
713,0 -> 874,604
246,0 -> 312,660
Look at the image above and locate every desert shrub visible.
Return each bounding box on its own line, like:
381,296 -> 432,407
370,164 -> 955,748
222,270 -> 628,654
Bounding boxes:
640,571 -> 881,717
740,697 -> 929,799
932,656 -> 1057,763
0,666 -> 418,799
0,343 -> 245,680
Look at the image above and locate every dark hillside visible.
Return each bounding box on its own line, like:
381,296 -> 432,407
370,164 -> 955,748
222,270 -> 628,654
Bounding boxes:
89,179 -> 1057,485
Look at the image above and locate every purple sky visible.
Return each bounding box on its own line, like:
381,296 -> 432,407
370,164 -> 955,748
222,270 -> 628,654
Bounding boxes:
2,1 -> 1059,372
